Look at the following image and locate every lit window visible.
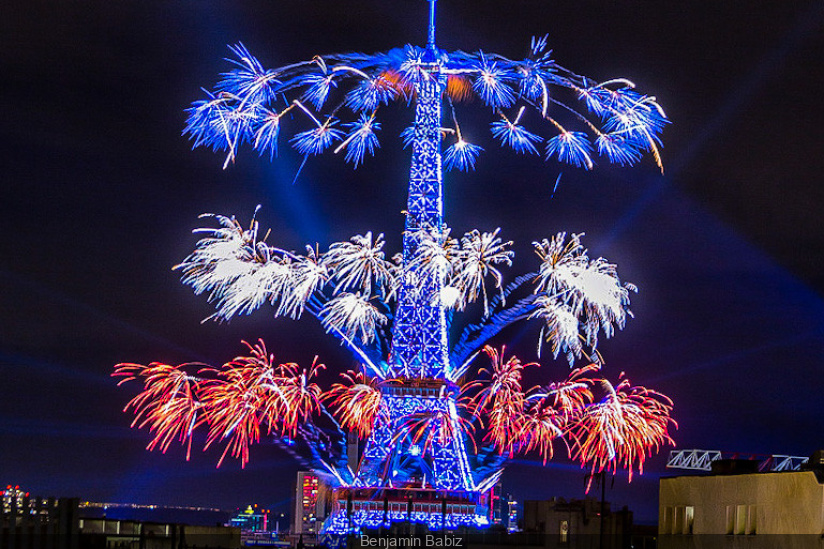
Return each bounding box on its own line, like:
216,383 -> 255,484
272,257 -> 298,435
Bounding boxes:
736,505 -> 748,535
727,505 -> 749,535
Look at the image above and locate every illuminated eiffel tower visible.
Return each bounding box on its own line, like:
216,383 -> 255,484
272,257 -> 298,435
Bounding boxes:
323,1 -> 496,533
354,69 -> 474,491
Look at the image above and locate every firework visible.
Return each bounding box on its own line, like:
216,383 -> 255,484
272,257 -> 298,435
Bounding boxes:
113,362 -> 203,460
198,341 -> 285,467
323,231 -> 396,297
531,233 -> 636,362
452,229 -> 514,315
320,293 -> 388,345
463,346 -> 534,456
183,34 -> 666,173
514,407 -> 565,463
116,340 -> 329,468
566,375 -> 677,487
326,371 -> 384,439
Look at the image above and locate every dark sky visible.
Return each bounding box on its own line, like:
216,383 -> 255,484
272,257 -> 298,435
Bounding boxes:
3,0 -> 824,525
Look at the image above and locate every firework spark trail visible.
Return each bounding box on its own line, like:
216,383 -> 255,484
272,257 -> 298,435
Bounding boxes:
320,293 -> 388,345
460,349 -> 675,477
514,407 -> 565,463
198,340 -> 287,467
120,222 -> 674,476
116,340 -> 330,468
323,231 -> 397,297
530,363 -> 598,416
566,375 -> 677,489
531,232 -> 635,363
175,215 -> 636,377
463,346 -> 535,456
113,362 -> 204,460
184,37 -> 666,172
269,357 -> 326,434
451,229 -> 514,316
462,346 -> 581,461
325,371 -> 384,439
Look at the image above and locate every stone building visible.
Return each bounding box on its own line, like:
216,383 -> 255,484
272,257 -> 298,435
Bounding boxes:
659,452 -> 824,548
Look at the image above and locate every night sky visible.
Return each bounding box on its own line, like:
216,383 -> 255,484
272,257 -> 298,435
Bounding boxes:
3,0 -> 824,525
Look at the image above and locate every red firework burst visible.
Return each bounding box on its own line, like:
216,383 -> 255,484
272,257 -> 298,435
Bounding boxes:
113,362 -> 204,460
566,374 -> 677,487
115,339 -> 326,468
325,370 -> 384,439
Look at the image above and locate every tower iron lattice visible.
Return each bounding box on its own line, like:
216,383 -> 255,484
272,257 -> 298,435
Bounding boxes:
334,8 -> 490,531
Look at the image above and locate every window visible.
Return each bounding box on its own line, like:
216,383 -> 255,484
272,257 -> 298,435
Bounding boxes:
735,505 -> 747,535
674,506 -> 685,534
559,520 -> 569,543
746,505 -> 757,535
727,505 -> 752,535
665,506 -> 694,535
663,506 -> 674,534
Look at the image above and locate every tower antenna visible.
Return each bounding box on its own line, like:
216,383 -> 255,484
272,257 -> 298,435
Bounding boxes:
427,0 -> 437,50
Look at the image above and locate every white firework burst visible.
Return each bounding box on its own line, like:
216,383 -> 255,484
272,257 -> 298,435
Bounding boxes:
323,232 -> 397,297
451,228 -> 514,315
407,228 -> 458,287
177,214 -> 254,295
278,247 -> 328,319
320,292 -> 387,344
213,259 -> 292,320
531,296 -> 583,363
533,232 -> 589,297
531,233 -> 634,361
574,260 -> 635,347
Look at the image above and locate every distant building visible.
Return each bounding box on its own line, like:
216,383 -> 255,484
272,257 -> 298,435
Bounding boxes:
523,497 -> 632,548
228,504 -> 270,532
3,488 -> 240,549
2,488 -> 79,549
79,517 -> 241,548
659,452 -> 824,540
506,494 -> 519,533
293,471 -> 330,535
3,486 -> 30,513
490,480 -> 505,526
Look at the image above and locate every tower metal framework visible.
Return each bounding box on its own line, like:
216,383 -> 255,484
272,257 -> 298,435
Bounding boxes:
331,9 -> 490,530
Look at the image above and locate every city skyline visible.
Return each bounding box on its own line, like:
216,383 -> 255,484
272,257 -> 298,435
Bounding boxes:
3,0 -> 824,525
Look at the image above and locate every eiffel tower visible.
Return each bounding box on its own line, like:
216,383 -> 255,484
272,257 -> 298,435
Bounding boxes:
323,0 -> 495,534
354,70 -> 475,488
